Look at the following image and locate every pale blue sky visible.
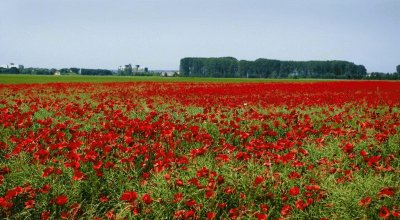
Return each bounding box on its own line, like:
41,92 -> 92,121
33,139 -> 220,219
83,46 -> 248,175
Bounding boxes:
1,0 -> 399,72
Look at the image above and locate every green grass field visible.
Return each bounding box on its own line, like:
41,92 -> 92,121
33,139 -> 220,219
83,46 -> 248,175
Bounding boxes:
0,74 -> 334,84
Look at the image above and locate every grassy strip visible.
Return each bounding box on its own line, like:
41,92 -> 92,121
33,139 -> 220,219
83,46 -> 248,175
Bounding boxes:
0,74 -> 333,84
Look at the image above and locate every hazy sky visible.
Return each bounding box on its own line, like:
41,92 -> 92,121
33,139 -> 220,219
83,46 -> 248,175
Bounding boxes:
1,0 -> 399,72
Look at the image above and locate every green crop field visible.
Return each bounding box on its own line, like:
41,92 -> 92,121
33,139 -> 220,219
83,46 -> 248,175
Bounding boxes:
0,74 -> 334,84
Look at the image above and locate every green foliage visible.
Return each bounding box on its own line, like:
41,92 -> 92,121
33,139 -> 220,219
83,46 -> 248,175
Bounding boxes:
180,57 -> 238,77
70,68 -> 80,74
0,67 -> 20,74
180,57 -> 368,79
20,68 -> 51,75
80,69 -> 113,76
4,67 -> 112,76
367,72 -> 400,80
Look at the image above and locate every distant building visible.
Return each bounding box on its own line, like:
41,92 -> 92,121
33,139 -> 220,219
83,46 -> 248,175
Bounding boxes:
118,64 -> 132,73
134,65 -> 140,73
119,64 -> 149,75
10,63 -> 18,69
53,71 -> 61,76
161,71 -> 179,77
0,63 -> 23,69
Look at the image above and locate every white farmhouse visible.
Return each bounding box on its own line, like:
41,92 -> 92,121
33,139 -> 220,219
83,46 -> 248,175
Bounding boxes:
161,71 -> 179,77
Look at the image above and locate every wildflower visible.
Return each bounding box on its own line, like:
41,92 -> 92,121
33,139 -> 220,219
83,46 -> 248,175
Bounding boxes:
25,199 -> 35,209
289,186 -> 300,196
120,191 -> 137,202
253,176 -> 264,186
207,212 -> 216,219
55,195 -> 68,206
359,197 -> 371,207
378,187 -> 394,198
280,204 -> 291,216
379,206 -> 390,219
142,194 -> 152,205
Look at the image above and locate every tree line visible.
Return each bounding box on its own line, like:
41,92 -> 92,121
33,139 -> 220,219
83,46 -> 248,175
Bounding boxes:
362,65 -> 400,80
366,72 -> 400,80
1,62 -> 399,79
0,67 -> 113,75
180,57 -> 371,79
0,66 -> 162,77
80,69 -> 112,75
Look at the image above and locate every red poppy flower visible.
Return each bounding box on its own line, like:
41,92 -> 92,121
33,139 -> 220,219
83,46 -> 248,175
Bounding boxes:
289,186 -> 300,196
260,204 -> 268,212
173,192 -> 183,203
379,206 -> 390,219
196,167 -> 209,178
289,171 -> 302,179
378,187 -> 394,197
359,197 -> 371,207
41,211 -> 51,220
55,195 -> 68,206
120,191 -> 137,202
60,211 -> 69,219
205,190 -> 215,199
41,184 -> 51,194
106,209 -> 115,219
255,212 -> 267,220
185,199 -> 196,207
175,178 -> 184,186
253,176 -> 264,186
93,161 -> 102,170
207,212 -> 216,219
280,204 -> 291,216
73,170 -> 85,181
216,175 -> 224,185
25,199 -> 35,209
42,167 -> 54,177
392,209 -> 400,217
99,195 -> 109,203
185,210 -> 195,218
142,194 -> 152,205
295,199 -> 308,210
342,143 -> 354,153
229,208 -> 240,219
218,202 -> 227,209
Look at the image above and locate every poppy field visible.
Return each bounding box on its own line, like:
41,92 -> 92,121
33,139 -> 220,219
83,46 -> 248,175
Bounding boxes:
0,81 -> 400,219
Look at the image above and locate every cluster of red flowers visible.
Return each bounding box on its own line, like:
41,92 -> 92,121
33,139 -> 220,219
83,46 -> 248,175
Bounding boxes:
0,81 -> 399,219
